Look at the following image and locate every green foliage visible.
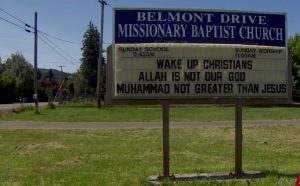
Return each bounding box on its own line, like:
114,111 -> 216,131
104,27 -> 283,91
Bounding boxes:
0,73 -> 16,103
12,104 -> 34,113
62,99 -> 96,107
38,68 -> 62,102
68,82 -> 75,95
5,53 -> 34,92
0,58 -> 6,74
20,104 -> 34,112
1,53 -> 34,102
68,70 -> 87,98
45,68 -> 54,80
288,34 -> 300,100
80,21 -> 100,94
47,102 -> 56,109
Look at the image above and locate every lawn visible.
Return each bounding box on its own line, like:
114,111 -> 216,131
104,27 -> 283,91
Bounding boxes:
0,126 -> 299,185
1,105 -> 300,122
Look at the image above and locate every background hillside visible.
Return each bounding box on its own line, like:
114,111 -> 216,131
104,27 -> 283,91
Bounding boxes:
39,68 -> 71,81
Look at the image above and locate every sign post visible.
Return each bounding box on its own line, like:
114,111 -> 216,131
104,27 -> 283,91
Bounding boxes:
162,101 -> 170,178
235,101 -> 243,177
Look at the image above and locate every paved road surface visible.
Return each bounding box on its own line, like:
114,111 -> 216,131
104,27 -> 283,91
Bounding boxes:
0,102 -> 49,110
0,120 -> 299,129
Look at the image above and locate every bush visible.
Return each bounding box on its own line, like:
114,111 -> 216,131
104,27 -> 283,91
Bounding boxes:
12,104 -> 34,113
62,99 -> 96,108
47,102 -> 56,109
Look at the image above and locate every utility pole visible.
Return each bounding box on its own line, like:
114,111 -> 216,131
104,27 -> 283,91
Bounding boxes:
97,0 -> 107,108
58,65 -> 65,83
33,12 -> 39,114
57,65 -> 65,104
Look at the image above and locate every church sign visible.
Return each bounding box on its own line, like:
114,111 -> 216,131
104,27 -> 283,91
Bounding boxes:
107,8 -> 290,104
114,9 -> 286,46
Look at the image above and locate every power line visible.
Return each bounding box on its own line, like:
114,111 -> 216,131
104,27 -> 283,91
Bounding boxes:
0,16 -> 32,33
0,9 -> 80,72
0,8 -> 33,28
28,59 -> 74,65
0,8 -> 111,46
38,30 -> 81,45
38,35 -> 79,67
1,8 -> 80,45
39,35 -> 79,67
39,32 -> 80,62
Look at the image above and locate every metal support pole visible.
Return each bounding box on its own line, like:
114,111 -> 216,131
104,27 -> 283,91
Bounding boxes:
97,0 -> 106,108
162,101 -> 170,178
235,101 -> 243,177
33,12 -> 39,113
288,49 -> 293,103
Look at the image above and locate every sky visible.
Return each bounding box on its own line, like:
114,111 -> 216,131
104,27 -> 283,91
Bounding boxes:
0,0 -> 299,73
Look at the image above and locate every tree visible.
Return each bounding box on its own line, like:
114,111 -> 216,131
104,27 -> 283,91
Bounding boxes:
288,34 -> 300,100
38,69 -> 59,102
0,73 -> 16,103
69,70 -> 86,99
80,21 -> 100,94
45,68 -> 54,80
4,53 -> 34,101
0,57 -> 6,74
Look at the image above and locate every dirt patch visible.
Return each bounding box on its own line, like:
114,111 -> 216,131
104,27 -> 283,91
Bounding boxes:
44,142 -> 66,149
0,109 -> 14,116
56,154 -> 92,167
12,142 -> 67,156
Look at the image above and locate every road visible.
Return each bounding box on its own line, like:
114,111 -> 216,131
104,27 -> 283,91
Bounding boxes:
0,120 -> 299,129
0,102 -> 49,110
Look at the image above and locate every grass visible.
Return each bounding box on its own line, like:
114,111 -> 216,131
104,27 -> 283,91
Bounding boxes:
0,126 -> 299,185
1,105 -> 300,122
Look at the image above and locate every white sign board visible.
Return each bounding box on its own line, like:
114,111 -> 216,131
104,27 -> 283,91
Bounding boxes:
113,43 -> 288,100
